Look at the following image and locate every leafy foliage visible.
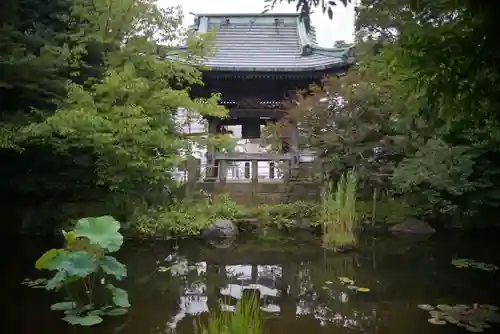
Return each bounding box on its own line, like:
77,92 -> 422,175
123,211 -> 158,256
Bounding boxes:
195,294 -> 263,334
0,0 -> 227,234
26,215 -> 130,326
272,0 -> 500,227
320,169 -> 359,250
264,0 -> 352,30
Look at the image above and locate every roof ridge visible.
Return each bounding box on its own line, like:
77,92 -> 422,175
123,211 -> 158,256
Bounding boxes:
191,12 -> 301,17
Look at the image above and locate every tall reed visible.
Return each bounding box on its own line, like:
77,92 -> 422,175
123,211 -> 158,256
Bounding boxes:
195,294 -> 263,334
320,169 -> 359,250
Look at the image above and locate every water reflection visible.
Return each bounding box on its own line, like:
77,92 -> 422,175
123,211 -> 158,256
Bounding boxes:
5,233 -> 500,334
157,251 -> 377,333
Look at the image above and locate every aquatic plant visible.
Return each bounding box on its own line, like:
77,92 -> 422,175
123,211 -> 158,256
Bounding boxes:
21,216 -> 130,326
336,276 -> 370,293
320,169 -> 359,250
418,303 -> 500,332
195,294 -> 263,334
451,258 -> 499,271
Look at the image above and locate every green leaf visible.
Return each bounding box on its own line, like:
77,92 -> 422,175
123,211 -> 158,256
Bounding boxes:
51,301 -> 77,311
62,314 -> 103,326
45,252 -> 98,290
106,284 -> 131,308
46,271 -> 68,291
60,251 -> 98,277
338,276 -> 355,285
35,249 -> 66,270
74,216 -> 123,252
103,308 -> 129,316
99,256 -> 127,280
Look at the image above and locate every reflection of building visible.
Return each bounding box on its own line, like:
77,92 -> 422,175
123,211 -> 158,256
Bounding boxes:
219,265 -> 282,313
164,256 -> 373,331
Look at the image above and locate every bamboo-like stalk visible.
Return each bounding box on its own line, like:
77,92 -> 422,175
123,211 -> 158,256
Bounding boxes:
320,169 -> 359,250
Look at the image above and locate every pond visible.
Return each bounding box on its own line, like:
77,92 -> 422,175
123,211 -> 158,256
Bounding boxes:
4,230 -> 500,333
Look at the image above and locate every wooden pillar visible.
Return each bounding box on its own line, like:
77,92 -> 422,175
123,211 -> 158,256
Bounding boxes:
244,162 -> 250,179
289,121 -> 299,167
269,162 -> 275,179
251,160 -> 258,184
251,160 -> 258,204
186,158 -> 198,193
205,117 -> 219,180
219,159 -> 227,184
287,121 -> 299,181
283,159 -> 291,182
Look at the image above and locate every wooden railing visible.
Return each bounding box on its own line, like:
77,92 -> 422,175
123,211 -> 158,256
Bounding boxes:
183,154 -> 321,185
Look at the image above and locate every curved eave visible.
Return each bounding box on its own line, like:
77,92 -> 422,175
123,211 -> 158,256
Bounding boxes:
201,59 -> 350,72
163,54 -> 352,72
311,46 -> 355,58
166,46 -> 189,55
295,16 -> 354,58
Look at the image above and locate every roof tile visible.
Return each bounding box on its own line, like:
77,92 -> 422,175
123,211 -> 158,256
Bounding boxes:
181,13 -> 352,72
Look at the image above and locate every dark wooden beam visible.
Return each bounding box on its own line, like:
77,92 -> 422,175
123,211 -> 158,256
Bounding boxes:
227,108 -> 285,119
215,152 -> 292,161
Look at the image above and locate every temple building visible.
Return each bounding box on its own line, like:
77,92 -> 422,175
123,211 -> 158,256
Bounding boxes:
173,12 -> 354,182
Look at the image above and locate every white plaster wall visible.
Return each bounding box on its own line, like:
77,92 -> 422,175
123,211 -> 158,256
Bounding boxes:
175,108 -> 315,179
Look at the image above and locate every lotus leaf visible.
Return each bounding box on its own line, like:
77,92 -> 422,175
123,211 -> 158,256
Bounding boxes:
158,266 -> 171,272
57,251 -> 98,277
338,277 -> 355,285
45,271 -> 69,291
437,304 -> 453,311
451,258 -> 498,271
35,249 -> 66,270
469,321 -> 489,328
455,304 -> 471,311
443,315 -> 459,324
51,302 -> 77,311
429,310 -> 443,318
464,325 -> 484,332
21,278 -> 47,288
44,252 -> 98,291
418,304 -> 435,311
99,256 -> 127,280
479,304 -> 499,311
62,314 -> 103,326
451,259 -> 470,268
107,284 -> 130,308
421,303 -> 500,330
28,215 -> 130,326
74,216 -> 123,252
102,308 -> 129,316
428,318 -> 447,325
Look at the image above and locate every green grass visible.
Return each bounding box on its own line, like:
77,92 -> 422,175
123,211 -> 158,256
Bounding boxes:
195,294 -> 263,334
320,169 -> 359,250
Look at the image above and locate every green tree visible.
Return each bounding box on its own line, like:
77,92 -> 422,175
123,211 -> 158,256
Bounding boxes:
0,0 -> 227,233
333,40 -> 352,48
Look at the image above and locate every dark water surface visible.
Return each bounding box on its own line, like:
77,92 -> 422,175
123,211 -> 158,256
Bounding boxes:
4,231 -> 500,334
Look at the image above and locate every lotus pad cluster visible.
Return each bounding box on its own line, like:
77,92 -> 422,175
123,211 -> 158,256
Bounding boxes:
418,303 -> 500,332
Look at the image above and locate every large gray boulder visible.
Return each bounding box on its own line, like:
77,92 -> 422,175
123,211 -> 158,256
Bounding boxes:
390,218 -> 436,234
201,219 -> 238,240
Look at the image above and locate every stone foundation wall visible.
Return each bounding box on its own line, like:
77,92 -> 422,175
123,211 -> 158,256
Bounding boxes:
195,182 -> 320,205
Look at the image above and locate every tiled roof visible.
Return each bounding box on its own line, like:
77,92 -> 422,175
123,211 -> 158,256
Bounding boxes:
171,13 -> 353,73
